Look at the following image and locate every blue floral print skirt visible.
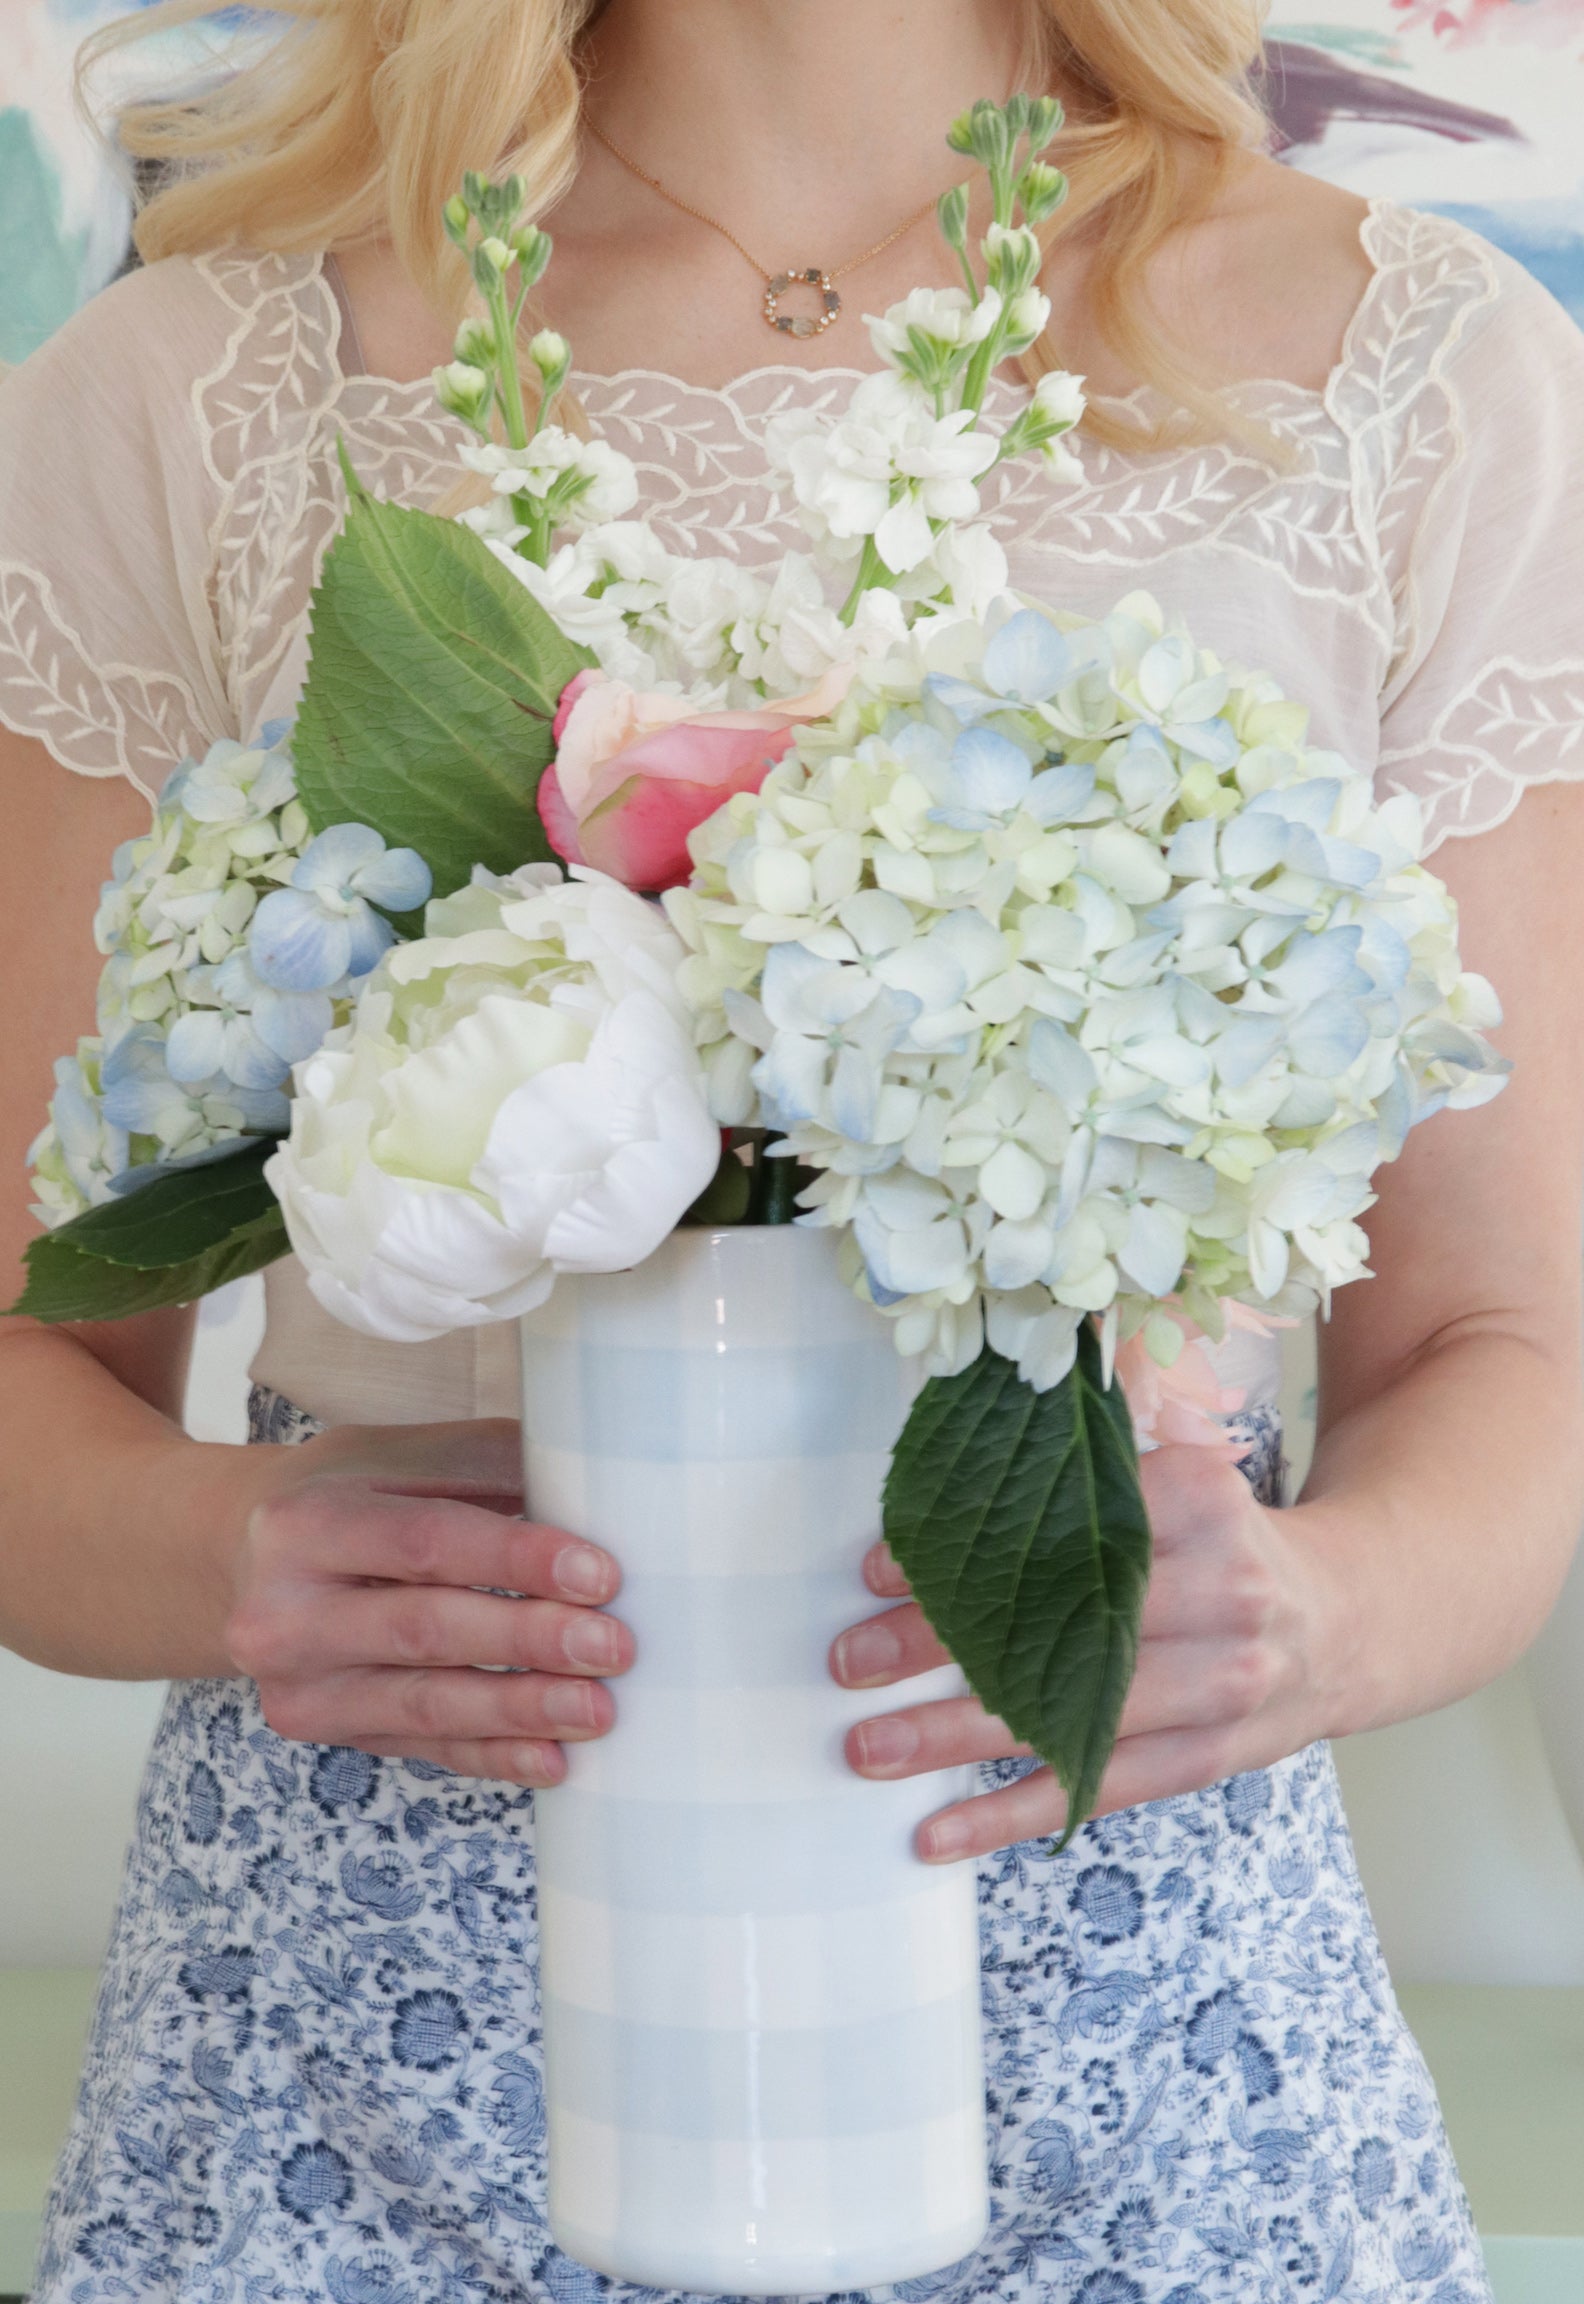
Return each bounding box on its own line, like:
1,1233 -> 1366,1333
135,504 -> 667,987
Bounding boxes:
33,1395 -> 1491,2304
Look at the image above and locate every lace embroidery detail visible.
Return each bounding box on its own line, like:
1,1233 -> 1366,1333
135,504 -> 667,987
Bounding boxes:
1331,206 -> 1499,696
194,252 -> 468,743
0,563 -> 200,796
1382,656 -> 1584,844
3,199 -> 1582,857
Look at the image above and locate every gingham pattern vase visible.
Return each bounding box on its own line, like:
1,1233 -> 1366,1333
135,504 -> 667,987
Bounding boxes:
518,1225 -> 990,2296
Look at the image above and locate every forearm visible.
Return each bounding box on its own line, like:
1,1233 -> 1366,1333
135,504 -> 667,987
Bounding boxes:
0,1322 -> 281,1680
1295,1320 -> 1584,1739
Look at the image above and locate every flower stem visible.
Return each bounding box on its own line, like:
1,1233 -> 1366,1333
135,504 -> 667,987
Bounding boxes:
760,1143 -> 802,1225
490,278 -> 531,453
961,311 -> 1011,419
839,535 -> 889,627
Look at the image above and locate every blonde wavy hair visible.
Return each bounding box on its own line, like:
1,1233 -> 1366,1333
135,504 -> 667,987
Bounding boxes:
83,0 -> 1272,450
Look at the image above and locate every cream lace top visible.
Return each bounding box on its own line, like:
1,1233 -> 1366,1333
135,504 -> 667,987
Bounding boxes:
4,199 -> 1584,1427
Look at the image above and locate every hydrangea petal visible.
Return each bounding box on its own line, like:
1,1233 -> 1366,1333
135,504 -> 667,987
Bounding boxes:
1288,993 -> 1371,1079
251,888 -> 354,991
981,609 -> 1069,705
164,1010 -> 227,1085
947,726 -> 1033,818
254,989 -> 336,1065
352,846 -> 435,913
294,822 -> 390,893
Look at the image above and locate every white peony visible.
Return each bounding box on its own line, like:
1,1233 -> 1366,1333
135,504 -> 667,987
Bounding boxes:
265,867 -> 721,1342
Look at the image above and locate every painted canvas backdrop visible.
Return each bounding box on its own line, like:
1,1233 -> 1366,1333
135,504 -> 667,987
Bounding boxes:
1264,0 -> 1584,320
5,0 -> 1584,359
1,0 -> 1583,1974
0,0 -> 233,365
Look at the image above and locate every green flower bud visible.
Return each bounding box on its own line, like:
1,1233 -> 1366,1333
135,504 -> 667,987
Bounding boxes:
1018,161 -> 1068,227
432,359 -> 493,428
937,181 -> 970,254
473,175 -> 517,234
453,315 -> 497,368
983,221 -> 1042,296
945,107 -> 978,157
513,225 -> 553,289
529,327 -> 571,389
442,193 -> 470,245
972,98 -> 1011,169
462,169 -> 488,214
1003,285 -> 1051,351
478,235 -> 512,275
1027,94 -> 1064,153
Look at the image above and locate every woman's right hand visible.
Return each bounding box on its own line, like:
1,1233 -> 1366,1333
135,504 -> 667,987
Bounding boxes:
225,1418 -> 631,1787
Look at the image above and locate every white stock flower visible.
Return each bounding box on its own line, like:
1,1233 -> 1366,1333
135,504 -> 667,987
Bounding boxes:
460,429 -> 640,536
768,372 -> 1001,576
866,285 -> 1002,370
983,223 -> 1042,293
1033,370 -> 1087,431
1002,287 -> 1052,349
266,867 -> 720,1342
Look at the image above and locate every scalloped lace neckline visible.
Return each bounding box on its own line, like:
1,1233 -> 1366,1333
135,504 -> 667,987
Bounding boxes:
326,195 -> 1398,419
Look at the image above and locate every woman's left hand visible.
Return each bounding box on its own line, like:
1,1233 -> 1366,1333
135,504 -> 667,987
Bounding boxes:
831,1446 -> 1348,1862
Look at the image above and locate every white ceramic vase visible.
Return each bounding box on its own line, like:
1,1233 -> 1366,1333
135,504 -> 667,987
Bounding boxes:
518,1225 -> 989,2297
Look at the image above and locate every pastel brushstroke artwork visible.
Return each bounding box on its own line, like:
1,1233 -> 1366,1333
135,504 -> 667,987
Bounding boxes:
0,0 -> 238,365
3,0 -> 1582,356
1264,0 -> 1584,322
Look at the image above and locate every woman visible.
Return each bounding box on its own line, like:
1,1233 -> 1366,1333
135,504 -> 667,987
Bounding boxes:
3,0 -> 1584,2294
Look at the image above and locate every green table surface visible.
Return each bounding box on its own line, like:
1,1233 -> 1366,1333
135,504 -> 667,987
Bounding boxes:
1,1974 -> 1581,2297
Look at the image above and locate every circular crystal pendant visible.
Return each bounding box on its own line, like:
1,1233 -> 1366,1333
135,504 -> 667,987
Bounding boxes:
763,267 -> 842,339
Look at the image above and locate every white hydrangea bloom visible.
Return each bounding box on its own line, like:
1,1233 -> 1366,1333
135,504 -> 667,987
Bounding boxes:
27,1041 -> 128,1226
27,731 -> 414,1221
666,595 -> 1506,1386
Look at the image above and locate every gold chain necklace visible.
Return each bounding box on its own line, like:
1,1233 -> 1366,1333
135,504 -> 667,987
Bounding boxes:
584,117 -> 967,339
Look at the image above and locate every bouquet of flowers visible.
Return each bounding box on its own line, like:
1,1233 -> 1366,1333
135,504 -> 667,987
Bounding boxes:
17,99 -> 1506,1831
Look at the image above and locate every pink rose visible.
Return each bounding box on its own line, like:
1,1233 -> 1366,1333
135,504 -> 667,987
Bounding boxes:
538,666 -> 850,893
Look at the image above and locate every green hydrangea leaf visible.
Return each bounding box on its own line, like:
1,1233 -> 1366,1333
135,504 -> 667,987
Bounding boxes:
881,1327 -> 1151,1841
10,1142 -> 288,1322
292,491 -> 594,896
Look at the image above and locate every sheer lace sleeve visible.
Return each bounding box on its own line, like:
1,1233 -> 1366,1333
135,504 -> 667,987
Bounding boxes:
0,257 -> 236,796
1375,244 -> 1584,854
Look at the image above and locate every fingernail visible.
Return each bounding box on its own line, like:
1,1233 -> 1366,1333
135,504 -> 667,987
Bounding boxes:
556,1545 -> 612,1600
543,1681 -> 596,1731
921,1816 -> 970,1863
834,1619 -> 902,1686
853,1715 -> 919,1772
564,1615 -> 621,1671
512,1741 -> 560,1784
